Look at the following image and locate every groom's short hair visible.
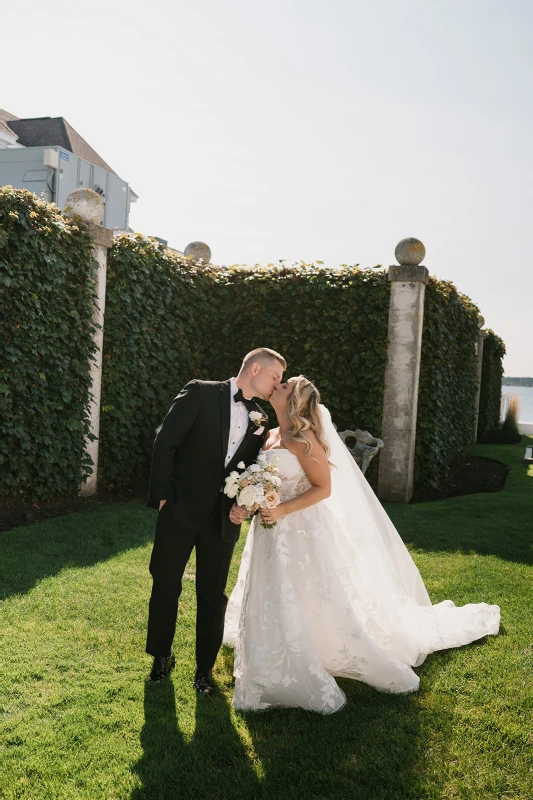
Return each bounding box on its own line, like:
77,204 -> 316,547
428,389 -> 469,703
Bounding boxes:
242,348 -> 287,372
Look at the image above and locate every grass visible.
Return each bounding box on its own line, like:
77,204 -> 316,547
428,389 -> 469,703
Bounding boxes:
1,437 -> 532,800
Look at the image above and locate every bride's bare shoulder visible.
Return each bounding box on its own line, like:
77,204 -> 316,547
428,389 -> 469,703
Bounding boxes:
284,430 -> 323,457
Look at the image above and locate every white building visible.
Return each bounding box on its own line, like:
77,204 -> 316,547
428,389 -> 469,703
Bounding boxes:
0,109 -> 137,230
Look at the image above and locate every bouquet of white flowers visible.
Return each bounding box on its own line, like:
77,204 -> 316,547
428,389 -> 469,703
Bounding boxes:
224,453 -> 282,529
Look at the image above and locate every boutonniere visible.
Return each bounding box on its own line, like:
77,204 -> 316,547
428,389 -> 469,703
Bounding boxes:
249,410 -> 267,427
249,410 -> 268,435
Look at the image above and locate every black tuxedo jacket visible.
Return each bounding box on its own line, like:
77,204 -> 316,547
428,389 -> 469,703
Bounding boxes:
147,379 -> 268,543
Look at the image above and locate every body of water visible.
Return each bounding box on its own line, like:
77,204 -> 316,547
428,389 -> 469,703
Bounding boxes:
501,385 -> 533,423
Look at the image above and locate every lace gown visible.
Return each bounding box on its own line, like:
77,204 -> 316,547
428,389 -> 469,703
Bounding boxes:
223,448 -> 500,714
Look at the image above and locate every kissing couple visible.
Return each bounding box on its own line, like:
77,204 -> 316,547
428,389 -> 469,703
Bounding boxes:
145,347 -> 499,713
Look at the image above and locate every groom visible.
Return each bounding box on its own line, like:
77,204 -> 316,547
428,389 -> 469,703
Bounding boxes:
145,347 -> 286,692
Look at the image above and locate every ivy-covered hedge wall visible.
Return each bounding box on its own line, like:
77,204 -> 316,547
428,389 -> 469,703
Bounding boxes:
100,237 -> 391,487
200,263 -> 391,431
477,329 -> 505,440
3,195 -> 505,503
99,235 -> 211,486
415,278 -> 480,489
1,187 -> 97,501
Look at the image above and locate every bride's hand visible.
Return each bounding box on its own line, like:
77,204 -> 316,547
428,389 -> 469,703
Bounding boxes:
261,504 -> 287,525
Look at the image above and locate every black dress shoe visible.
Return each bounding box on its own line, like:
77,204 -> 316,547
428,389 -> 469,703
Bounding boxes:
147,651 -> 176,683
194,669 -> 216,695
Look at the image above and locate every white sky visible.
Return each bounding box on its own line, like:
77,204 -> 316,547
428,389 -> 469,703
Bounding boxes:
3,0 -> 532,374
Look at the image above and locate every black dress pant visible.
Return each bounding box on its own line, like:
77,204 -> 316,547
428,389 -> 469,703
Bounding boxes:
145,496 -> 235,671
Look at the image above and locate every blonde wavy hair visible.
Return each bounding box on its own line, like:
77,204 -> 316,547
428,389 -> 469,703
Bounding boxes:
285,375 -> 331,462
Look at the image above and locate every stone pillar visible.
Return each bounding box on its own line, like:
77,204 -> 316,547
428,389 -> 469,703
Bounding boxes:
473,315 -> 486,443
378,238 -> 429,503
64,189 -> 113,497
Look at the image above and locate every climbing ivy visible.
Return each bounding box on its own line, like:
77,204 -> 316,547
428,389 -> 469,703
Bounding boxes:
415,278 -> 480,489
99,234 -> 211,486
477,329 -> 505,440
100,240 -> 391,487
0,187 -> 97,501
2,192 -> 507,502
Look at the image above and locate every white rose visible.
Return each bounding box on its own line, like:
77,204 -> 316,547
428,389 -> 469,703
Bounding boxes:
225,485 -> 238,498
249,464 -> 261,473
257,454 -> 267,463
238,484 -> 265,508
249,411 -> 263,423
229,471 -> 239,479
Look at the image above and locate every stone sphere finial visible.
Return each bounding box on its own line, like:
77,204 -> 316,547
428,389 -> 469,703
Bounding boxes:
184,241 -> 211,263
395,238 -> 426,266
64,188 -> 104,224
478,314 -> 485,328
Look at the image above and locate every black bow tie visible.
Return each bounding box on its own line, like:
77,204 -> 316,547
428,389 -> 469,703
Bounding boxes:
234,388 -> 257,411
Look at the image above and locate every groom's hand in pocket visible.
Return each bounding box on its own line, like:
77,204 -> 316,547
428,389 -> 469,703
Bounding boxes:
229,503 -> 248,524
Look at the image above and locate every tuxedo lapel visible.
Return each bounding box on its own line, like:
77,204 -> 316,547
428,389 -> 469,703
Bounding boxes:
220,381 -> 231,461
252,400 -> 266,420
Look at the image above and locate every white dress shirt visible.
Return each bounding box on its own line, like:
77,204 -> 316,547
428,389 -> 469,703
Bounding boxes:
225,378 -> 251,467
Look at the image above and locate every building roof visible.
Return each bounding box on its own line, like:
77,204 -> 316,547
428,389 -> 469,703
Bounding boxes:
0,109 -> 118,175
0,119 -> 15,135
0,109 -> 20,125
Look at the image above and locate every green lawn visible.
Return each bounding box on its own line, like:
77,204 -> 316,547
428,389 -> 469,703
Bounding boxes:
1,438 -> 532,800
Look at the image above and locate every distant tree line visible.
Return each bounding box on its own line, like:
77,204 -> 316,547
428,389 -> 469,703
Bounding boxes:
502,377 -> 533,387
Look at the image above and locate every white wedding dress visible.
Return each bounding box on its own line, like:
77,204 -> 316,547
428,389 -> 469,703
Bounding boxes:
223,406 -> 500,714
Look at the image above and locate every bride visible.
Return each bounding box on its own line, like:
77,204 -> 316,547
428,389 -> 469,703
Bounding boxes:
223,376 -> 500,714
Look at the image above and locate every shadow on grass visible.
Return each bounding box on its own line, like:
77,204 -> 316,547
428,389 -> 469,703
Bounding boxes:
131,679 -> 260,799
394,507 -> 533,566
241,671 -> 447,800
387,451 -> 533,567
0,501 -> 154,601
239,636 -> 501,800
130,642 -> 470,800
